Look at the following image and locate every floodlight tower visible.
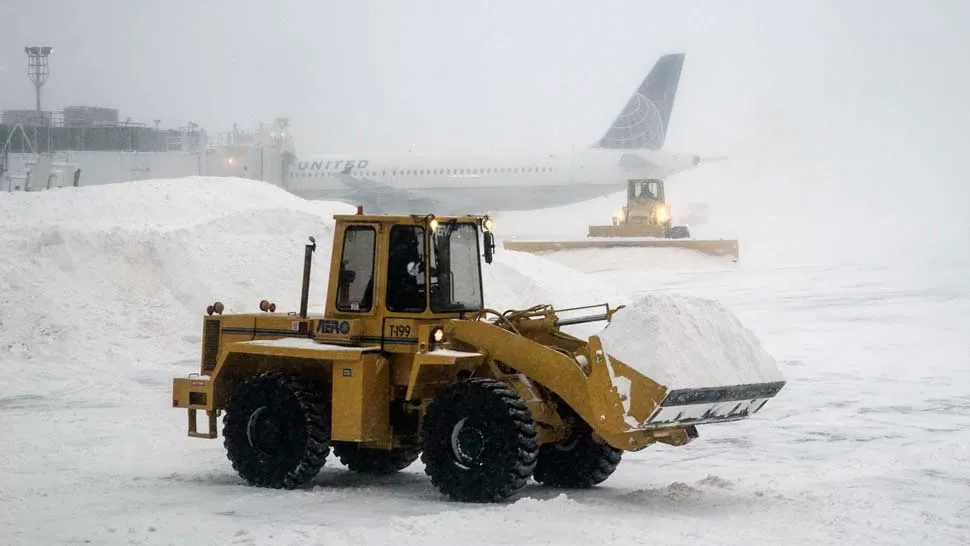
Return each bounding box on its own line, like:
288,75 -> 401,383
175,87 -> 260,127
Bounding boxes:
25,46 -> 53,150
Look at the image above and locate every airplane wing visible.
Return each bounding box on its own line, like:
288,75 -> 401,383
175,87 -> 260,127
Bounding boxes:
335,164 -> 395,192
335,166 -> 436,214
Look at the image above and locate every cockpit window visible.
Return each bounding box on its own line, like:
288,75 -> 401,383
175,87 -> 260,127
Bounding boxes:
429,222 -> 483,313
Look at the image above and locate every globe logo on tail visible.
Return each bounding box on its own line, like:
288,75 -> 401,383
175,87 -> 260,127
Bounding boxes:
596,53 -> 684,150
598,92 -> 666,150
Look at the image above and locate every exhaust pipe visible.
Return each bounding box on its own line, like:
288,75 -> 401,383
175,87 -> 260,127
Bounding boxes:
299,236 -> 316,318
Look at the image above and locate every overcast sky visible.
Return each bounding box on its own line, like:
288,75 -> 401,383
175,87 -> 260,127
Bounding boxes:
2,0 -> 969,248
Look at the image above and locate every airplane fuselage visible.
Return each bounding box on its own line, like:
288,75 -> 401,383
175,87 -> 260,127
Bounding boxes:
282,149 -> 700,214
278,52 -> 697,214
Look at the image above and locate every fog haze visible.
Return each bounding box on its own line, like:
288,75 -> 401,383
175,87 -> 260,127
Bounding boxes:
3,0 -> 969,261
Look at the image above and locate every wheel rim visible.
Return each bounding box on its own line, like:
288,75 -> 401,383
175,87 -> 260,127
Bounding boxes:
246,406 -> 284,457
553,435 -> 580,452
450,417 -> 486,469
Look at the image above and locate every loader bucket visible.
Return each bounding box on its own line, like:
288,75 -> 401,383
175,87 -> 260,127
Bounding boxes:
587,293 -> 785,438
445,295 -> 782,452
503,237 -> 739,261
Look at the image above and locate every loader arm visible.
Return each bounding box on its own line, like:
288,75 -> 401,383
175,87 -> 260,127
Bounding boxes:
444,319 -> 685,450
446,319 -> 591,409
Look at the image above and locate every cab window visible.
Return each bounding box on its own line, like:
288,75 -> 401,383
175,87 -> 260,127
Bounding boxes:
386,225 -> 427,312
336,226 -> 376,312
430,222 -> 483,313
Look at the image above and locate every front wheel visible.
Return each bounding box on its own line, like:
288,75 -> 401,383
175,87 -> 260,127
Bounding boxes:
532,421 -> 622,488
421,378 -> 538,502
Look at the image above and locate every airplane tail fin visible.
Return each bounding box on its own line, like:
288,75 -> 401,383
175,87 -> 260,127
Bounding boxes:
596,53 -> 685,150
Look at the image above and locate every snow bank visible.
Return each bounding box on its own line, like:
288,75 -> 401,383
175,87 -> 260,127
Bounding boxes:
0,178 -> 351,402
0,177 -> 617,403
597,293 -> 784,389
0,176 -> 349,231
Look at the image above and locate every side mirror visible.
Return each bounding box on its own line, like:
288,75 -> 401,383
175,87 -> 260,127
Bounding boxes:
483,231 -> 495,264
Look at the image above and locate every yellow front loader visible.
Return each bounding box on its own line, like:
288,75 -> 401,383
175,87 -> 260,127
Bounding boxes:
504,178 -> 740,261
172,209 -> 782,502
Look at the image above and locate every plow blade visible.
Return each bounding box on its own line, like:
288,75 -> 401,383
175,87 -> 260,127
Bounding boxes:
503,238 -> 739,261
638,381 -> 786,427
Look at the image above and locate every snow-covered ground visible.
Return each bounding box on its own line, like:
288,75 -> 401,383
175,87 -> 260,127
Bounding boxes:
1,178 -> 967,545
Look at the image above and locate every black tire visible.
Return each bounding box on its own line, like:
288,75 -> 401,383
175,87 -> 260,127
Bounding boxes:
421,378 -> 538,502
532,421 -> 622,488
331,441 -> 421,474
665,225 -> 691,239
222,371 -> 330,489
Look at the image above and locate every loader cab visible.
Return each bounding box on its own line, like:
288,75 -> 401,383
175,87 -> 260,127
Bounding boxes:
628,179 -> 665,204
623,179 -> 671,228
327,213 -> 493,324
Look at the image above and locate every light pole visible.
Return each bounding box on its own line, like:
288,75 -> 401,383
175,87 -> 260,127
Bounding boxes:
25,45 -> 53,152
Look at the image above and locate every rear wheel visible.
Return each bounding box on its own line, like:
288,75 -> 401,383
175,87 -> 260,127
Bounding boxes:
331,441 -> 421,474
421,378 -> 538,502
532,420 -> 622,488
222,372 -> 330,489
665,225 -> 691,239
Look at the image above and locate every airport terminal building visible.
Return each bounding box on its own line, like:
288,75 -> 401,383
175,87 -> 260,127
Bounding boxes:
1,105 -> 294,192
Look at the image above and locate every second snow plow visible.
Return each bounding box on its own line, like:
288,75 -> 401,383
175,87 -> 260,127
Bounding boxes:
504,178 -> 740,261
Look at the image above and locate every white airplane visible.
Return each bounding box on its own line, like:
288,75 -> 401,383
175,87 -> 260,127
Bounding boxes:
283,53 -> 706,215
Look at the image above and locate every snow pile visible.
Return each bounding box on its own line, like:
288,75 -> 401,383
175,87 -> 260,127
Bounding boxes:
0,178 -> 351,402
597,293 -> 784,389
0,175 -> 348,232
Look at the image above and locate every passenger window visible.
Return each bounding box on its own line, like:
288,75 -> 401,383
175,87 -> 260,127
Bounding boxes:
386,225 -> 427,313
336,226 -> 376,312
